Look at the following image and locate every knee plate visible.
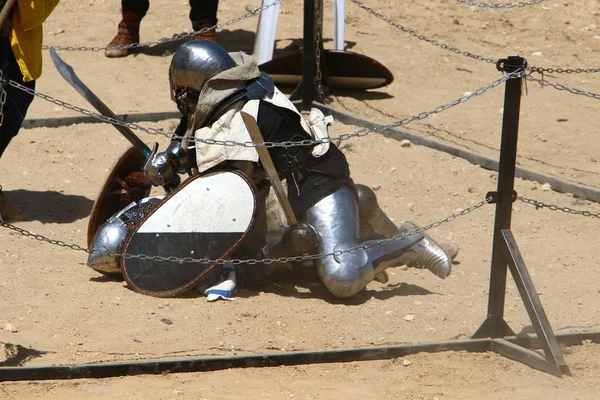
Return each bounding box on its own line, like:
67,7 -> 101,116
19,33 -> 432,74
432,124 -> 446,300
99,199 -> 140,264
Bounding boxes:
87,197 -> 162,276
303,186 -> 372,297
356,184 -> 397,238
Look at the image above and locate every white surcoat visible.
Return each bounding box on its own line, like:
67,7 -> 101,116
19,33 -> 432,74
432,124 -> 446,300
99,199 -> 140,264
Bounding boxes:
191,88 -> 332,174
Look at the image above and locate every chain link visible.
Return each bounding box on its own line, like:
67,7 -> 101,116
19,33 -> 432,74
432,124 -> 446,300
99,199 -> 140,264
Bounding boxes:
43,0 -> 285,52
528,66 -> 600,75
0,197 -> 492,265
0,70 -> 7,127
350,0 -> 600,75
456,0 -> 547,8
349,0 -> 497,64
8,70 -> 516,148
526,74 -> 600,100
518,196 -> 600,218
41,0 -> 599,77
314,0 -> 326,100
0,222 -> 91,252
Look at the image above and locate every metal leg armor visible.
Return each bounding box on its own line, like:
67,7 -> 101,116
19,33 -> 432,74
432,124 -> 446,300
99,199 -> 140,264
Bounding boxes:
356,184 -> 398,239
303,185 -> 452,298
356,183 -> 458,274
87,196 -> 163,276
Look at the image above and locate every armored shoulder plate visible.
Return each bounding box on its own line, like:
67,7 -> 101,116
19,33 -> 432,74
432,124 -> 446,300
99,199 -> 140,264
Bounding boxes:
203,73 -> 275,127
246,72 -> 275,100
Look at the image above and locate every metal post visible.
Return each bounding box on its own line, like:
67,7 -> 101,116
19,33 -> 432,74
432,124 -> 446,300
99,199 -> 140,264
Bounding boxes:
473,56 -> 526,338
290,0 -> 324,109
302,0 -> 315,110
470,56 -> 570,375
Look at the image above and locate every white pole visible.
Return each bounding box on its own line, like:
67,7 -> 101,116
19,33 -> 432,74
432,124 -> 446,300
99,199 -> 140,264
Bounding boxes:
254,0 -> 281,64
333,0 -> 345,51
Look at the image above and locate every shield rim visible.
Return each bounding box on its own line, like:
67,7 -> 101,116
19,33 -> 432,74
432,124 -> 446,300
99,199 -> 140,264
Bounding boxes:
258,49 -> 394,90
120,169 -> 258,297
87,147 -> 151,247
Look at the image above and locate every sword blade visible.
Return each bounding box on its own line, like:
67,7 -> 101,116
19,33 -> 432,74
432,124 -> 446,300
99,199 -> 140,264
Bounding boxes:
0,0 -> 17,30
49,47 -> 151,157
240,111 -> 298,227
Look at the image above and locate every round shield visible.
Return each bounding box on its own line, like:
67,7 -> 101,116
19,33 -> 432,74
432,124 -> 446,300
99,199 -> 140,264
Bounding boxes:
121,170 -> 258,297
87,147 -> 152,247
259,49 -> 394,90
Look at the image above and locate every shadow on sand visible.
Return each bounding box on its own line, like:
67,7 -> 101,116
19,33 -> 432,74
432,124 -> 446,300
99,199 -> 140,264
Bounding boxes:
6,189 -> 94,224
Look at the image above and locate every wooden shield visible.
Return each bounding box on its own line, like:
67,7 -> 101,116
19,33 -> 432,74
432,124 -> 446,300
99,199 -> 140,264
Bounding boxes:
87,147 -> 151,247
259,49 -> 394,90
121,170 -> 257,297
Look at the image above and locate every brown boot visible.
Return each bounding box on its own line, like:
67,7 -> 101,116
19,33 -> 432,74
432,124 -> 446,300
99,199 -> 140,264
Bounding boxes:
105,11 -> 143,58
193,23 -> 216,42
0,188 -> 27,222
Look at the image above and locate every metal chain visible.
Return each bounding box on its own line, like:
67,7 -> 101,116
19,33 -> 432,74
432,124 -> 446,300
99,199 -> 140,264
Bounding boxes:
0,222 -> 91,252
455,0 -> 547,8
349,0 -> 497,64
357,69 -> 518,131
351,0 -> 600,75
0,70 -> 6,127
528,66 -> 600,75
8,70 -> 516,148
314,0 -> 326,100
42,0 -> 285,52
0,197 -> 492,264
518,196 -> 600,218
40,0 -> 598,76
526,74 -> 600,100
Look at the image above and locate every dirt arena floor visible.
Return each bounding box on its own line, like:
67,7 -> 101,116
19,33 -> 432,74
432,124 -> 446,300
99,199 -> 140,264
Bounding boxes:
3,0 -> 600,398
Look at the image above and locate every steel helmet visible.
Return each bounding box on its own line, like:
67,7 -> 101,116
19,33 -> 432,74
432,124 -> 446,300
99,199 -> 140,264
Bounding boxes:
169,40 -> 236,113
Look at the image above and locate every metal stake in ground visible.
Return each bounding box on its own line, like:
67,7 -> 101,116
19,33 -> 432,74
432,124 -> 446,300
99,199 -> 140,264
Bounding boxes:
473,56 -> 569,377
475,56 -> 526,339
289,0 -> 325,110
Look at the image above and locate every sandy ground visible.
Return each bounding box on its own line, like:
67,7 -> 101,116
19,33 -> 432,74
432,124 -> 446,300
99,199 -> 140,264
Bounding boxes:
2,0 -> 600,398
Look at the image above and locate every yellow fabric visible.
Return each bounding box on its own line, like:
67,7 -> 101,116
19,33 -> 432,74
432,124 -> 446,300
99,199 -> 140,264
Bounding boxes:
9,0 -> 60,82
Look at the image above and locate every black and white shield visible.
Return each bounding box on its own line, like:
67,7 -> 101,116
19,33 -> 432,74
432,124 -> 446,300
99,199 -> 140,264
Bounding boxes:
121,170 -> 257,297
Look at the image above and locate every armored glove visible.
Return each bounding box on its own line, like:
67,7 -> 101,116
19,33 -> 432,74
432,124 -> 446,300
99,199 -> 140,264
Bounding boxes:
143,141 -> 188,191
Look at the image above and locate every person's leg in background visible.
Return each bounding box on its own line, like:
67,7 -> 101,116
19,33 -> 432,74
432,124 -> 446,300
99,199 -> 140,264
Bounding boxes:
189,0 -> 218,41
0,37 -> 34,220
105,0 -> 149,58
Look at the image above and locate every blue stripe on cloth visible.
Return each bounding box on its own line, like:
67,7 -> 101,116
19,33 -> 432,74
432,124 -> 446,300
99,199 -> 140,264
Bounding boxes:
205,289 -> 233,297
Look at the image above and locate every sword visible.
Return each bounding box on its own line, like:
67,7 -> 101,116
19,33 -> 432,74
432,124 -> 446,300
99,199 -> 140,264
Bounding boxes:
240,111 -> 298,227
0,0 -> 17,30
240,112 -> 318,261
49,47 -> 152,157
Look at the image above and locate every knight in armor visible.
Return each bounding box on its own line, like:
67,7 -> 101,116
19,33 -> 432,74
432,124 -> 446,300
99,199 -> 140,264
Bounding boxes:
89,40 -> 458,298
